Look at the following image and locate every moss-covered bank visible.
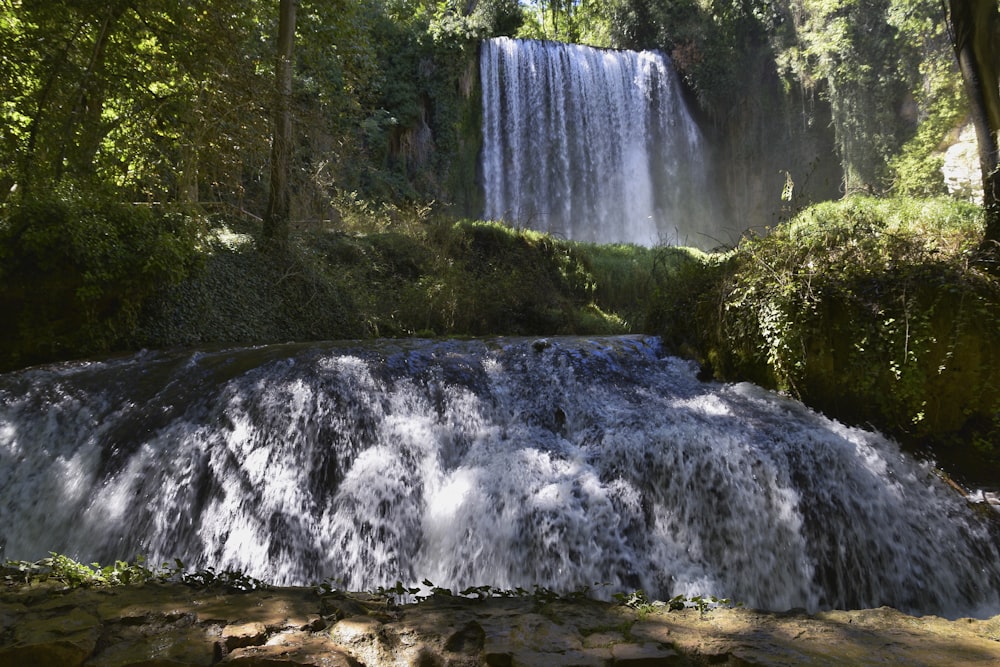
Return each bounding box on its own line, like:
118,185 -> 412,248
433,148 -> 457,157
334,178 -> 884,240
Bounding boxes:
0,190 -> 683,371
135,218 -> 676,350
655,197 -> 1000,474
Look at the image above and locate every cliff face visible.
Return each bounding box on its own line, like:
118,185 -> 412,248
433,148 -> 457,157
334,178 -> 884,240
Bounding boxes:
3,582 -> 1000,667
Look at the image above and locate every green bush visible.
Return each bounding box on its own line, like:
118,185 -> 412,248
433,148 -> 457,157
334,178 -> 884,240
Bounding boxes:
137,239 -> 364,348
681,196 -> 1000,461
645,246 -> 732,363
0,189 -> 201,369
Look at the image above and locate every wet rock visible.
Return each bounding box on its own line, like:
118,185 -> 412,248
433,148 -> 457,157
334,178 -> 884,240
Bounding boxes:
4,584 -> 1000,666
222,633 -> 360,666
222,621 -> 268,651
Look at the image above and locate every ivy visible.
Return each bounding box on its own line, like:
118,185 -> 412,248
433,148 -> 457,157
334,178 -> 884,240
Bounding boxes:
1,554 -> 267,593
688,196 -> 1000,459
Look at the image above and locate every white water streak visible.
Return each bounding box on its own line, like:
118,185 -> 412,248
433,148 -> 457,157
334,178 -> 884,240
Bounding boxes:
481,38 -> 718,247
1,337 -> 999,618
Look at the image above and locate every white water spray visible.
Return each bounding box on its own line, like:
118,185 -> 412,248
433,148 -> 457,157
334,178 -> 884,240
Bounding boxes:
480,38 -> 721,247
1,337 -> 998,618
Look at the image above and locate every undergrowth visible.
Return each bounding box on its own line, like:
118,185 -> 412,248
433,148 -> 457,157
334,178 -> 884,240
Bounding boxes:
666,196 -> 1000,463
0,187 -> 202,371
135,212 -> 691,348
1,553 -> 267,593
4,553 -> 733,619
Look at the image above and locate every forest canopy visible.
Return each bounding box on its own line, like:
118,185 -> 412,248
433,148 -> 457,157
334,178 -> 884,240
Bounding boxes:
0,0 -> 989,221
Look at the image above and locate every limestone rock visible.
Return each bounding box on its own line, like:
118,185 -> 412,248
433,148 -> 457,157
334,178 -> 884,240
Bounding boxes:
942,123 -> 983,204
0,604 -> 100,667
222,633 -> 360,666
4,583 -> 1000,666
610,642 -> 681,666
222,622 -> 269,651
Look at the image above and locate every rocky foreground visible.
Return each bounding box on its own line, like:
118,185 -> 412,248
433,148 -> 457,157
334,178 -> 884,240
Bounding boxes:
3,582 -> 1000,666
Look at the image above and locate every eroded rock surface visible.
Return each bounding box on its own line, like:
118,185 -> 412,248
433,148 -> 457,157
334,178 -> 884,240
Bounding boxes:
2,583 -> 1000,666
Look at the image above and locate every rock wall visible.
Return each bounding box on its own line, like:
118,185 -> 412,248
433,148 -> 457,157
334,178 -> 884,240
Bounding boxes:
942,122 -> 984,204
3,583 -> 1000,666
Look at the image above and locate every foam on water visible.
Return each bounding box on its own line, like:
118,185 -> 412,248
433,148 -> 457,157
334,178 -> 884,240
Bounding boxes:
1,336 -> 998,617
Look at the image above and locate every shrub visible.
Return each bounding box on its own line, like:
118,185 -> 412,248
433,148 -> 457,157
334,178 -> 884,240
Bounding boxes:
0,188 -> 201,369
685,196 -> 1000,462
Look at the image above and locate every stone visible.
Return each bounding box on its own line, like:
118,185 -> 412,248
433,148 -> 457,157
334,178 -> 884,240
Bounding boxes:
84,624 -> 218,667
610,642 -> 681,666
582,632 -> 625,649
627,621 -> 671,645
222,621 -> 269,651
508,649 -> 608,667
443,620 -> 485,654
942,123 -> 983,204
300,615 -> 327,632
192,589 -> 318,630
0,641 -> 94,667
491,612 -> 584,653
223,634 -> 360,666
328,615 -> 383,645
319,596 -> 367,621
2,606 -> 101,667
4,583 -> 1000,666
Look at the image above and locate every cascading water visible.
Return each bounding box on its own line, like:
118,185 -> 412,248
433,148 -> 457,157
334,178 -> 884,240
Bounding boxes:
480,38 -> 723,248
1,336 -> 999,618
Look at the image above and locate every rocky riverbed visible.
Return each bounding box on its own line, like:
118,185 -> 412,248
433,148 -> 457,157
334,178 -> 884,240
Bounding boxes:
3,582 -> 1000,666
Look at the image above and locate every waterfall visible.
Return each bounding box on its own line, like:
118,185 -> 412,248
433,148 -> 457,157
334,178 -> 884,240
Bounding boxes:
480,38 -> 721,248
1,336 -> 999,618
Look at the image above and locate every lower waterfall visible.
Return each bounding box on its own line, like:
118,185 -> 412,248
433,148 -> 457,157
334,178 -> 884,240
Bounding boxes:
480,38 -> 722,248
1,336 -> 998,618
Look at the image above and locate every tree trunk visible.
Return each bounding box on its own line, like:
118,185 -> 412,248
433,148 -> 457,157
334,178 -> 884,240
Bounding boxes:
263,0 -> 298,250
21,21 -> 85,195
57,3 -> 127,182
947,0 -> 1000,248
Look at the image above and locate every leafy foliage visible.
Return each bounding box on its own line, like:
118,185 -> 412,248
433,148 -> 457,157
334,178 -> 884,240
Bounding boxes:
0,0 -> 269,202
0,188 -> 202,369
603,0 -> 966,218
668,197 -> 1000,459
132,207 -> 697,352
613,589 -> 736,618
1,554 -> 267,593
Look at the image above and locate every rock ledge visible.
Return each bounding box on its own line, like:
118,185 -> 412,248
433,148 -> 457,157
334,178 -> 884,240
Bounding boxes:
2,582 -> 1000,666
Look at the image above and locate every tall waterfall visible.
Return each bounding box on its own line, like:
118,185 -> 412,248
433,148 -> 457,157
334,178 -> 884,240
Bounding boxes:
480,38 -> 720,248
2,336 -> 999,618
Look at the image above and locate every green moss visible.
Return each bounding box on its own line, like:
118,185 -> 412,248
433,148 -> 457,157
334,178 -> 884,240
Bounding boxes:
130,212 -> 663,350
677,196 -> 1000,463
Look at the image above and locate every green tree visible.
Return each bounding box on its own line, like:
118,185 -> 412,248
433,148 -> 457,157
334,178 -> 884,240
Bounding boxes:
945,0 -> 1000,247
516,0 -> 610,45
888,0 -> 966,197
780,0 -> 911,194
263,0 -> 298,249
0,0 -> 270,205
